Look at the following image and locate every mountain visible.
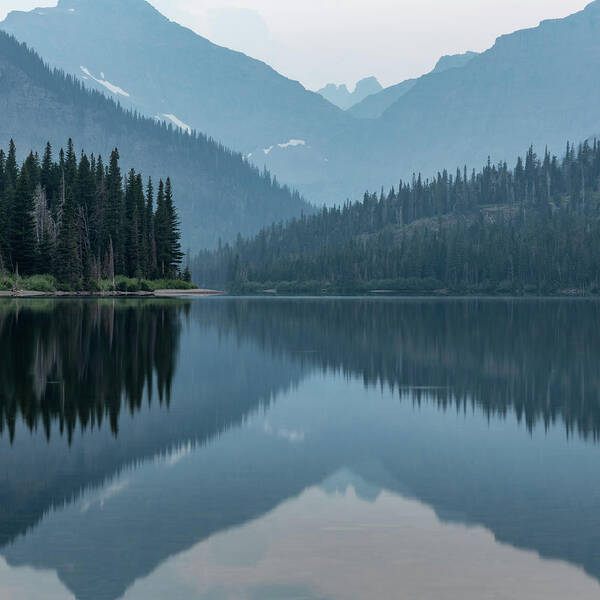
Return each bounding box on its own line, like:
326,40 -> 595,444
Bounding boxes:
347,77 -> 418,119
0,32 -> 310,250
348,51 -> 478,119
431,50 -> 478,73
4,0 -> 600,210
322,1 -> 600,202
195,138 -> 600,295
0,0 -> 351,158
317,76 -> 383,110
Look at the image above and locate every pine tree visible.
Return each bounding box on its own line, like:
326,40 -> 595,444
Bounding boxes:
56,187 -> 81,285
124,168 -> 140,277
9,162 -> 37,275
5,139 -> 18,189
155,179 -> 168,277
146,178 -> 157,278
164,178 -> 183,277
64,138 -> 77,190
0,149 -> 6,268
106,149 -> 123,274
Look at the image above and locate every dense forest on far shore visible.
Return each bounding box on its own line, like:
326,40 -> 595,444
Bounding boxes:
193,139 -> 600,295
0,139 -> 188,291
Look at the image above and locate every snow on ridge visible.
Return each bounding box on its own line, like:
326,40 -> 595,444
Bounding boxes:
263,139 -> 306,155
79,66 -> 130,98
279,139 -> 306,149
159,114 -> 192,135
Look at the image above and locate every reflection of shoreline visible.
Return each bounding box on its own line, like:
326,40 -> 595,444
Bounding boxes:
2,299 -> 600,600
5,375 -> 600,600
0,299 -> 187,442
197,298 -> 600,441
0,303 -> 307,557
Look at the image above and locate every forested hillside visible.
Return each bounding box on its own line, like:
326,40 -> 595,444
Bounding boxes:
7,1 -> 600,209
0,139 -> 183,288
194,140 -> 600,295
1,0 -> 349,163
0,32 -> 309,250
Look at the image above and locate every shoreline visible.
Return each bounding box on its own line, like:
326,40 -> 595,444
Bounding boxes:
0,289 -> 226,298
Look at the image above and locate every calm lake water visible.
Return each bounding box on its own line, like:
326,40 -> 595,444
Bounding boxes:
1,297 -> 600,600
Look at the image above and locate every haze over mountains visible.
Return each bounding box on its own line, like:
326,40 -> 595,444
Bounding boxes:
317,76 -> 383,110
2,0 -> 600,239
0,31 -> 309,250
347,51 -> 479,120
1,0 -> 350,159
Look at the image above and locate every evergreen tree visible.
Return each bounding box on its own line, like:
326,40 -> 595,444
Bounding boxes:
9,162 -> 37,275
56,187 -> 81,285
106,149 -> 123,274
5,139 -> 18,189
164,178 -> 183,277
146,177 -> 157,278
155,179 -> 168,277
124,168 -> 140,277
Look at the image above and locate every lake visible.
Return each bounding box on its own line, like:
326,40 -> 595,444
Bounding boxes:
1,297 -> 600,600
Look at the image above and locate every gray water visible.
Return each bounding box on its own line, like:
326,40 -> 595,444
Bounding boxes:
1,297 -> 600,600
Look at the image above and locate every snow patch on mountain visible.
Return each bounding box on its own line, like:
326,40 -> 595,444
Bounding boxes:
79,66 -> 130,97
159,113 -> 192,134
263,139 -> 306,155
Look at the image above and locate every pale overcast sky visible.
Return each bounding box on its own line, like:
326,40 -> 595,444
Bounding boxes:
0,0 -> 592,89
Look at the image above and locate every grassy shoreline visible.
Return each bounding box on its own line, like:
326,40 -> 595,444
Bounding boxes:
0,273 -> 223,296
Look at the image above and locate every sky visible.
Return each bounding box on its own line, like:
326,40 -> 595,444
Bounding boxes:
0,0 -> 592,89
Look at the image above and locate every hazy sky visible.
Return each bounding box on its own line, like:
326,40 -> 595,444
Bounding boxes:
0,0 -> 592,89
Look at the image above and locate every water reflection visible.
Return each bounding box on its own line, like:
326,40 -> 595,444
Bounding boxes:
0,299 -> 185,441
0,298 -> 600,599
202,298 -> 600,440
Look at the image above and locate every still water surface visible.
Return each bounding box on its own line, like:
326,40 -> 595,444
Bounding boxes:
1,297 -> 600,599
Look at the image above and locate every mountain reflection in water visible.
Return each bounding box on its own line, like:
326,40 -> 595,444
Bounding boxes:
0,298 -> 599,600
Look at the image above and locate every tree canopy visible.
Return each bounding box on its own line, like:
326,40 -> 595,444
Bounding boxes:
0,139 -> 183,286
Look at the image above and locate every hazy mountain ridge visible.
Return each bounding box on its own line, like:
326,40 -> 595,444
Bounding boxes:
317,76 -> 383,110
4,0 -> 600,213
320,0 -> 600,203
348,51 -> 478,120
0,32 -> 310,250
1,0 -> 351,157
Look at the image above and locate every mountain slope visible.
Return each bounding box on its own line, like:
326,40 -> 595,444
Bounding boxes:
431,50 -> 478,73
4,0 -> 600,209
348,51 -> 478,119
196,138 -> 600,294
0,0 -> 351,157
346,77 -> 418,120
317,76 -> 383,110
0,32 -> 310,250
326,1 -> 600,201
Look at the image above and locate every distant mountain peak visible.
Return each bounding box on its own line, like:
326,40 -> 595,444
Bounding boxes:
432,51 -> 478,74
54,0 -> 162,17
318,76 -> 382,110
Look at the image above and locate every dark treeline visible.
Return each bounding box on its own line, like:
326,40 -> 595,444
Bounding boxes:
194,140 -> 600,294
0,299 -> 186,442
0,139 -> 183,286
